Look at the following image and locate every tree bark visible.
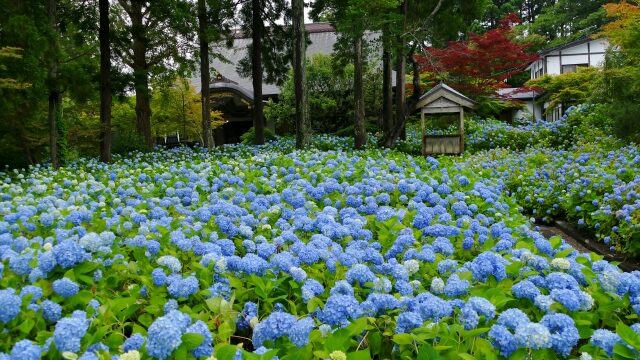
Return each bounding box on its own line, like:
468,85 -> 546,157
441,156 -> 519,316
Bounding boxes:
380,0 -> 408,148
353,35 -> 366,149
47,0 -> 60,169
198,0 -> 212,149
382,38 -> 393,138
130,0 -> 152,148
292,0 -> 309,149
251,0 -> 265,145
99,0 -> 112,163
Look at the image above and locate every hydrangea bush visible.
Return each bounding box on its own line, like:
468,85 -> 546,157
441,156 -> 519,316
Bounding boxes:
461,144 -> 640,256
0,141 -> 639,359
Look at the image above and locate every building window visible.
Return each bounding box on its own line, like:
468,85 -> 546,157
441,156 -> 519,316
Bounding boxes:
561,64 -> 589,74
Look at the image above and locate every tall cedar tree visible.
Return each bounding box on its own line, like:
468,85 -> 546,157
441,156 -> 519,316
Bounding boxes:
237,0 -> 290,145
114,0 -> 193,148
251,0 -> 264,145
379,0 -> 486,148
99,0 -> 112,162
311,0 -> 400,149
292,0 -> 310,149
530,0 -> 619,44
47,0 -> 61,168
418,14 -> 539,98
198,0 -> 211,148
196,0 -> 233,147
0,0 -> 98,167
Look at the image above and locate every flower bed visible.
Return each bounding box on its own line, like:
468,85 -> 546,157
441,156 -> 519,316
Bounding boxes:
0,144 -> 639,359
461,145 -> 640,257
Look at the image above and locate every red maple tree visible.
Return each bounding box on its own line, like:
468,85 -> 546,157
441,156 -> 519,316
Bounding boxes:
417,14 -> 539,98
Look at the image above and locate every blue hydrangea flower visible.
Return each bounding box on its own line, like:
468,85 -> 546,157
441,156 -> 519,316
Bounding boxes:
0,288 -> 21,323
413,292 -> 453,321
497,309 -> 530,330
540,313 -> 579,357
512,280 -> 540,301
252,311 -> 297,348
591,329 -> 622,356
10,340 -> 41,360
157,255 -> 182,273
489,324 -> 518,357
146,310 -> 191,359
301,279 -> 324,303
288,317 -> 314,347
444,274 -> 469,298
534,294 -> 554,312
123,333 -> 146,352
237,302 -> 258,331
52,277 -> 80,298
186,320 -> 213,358
288,267 -> 307,283
52,240 -> 88,269
42,300 -> 62,323
163,299 -> 179,314
19,285 -> 43,303
396,311 -> 423,333
514,323 -> 552,350
346,264 -> 376,286
469,251 -> 507,282
152,268 -> 168,286
54,313 -> 90,353
167,276 -> 199,299
318,293 -> 362,327
550,289 -> 582,312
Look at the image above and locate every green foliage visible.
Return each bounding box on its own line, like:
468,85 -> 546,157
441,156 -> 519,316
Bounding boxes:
264,54 -> 382,135
151,78 -> 203,142
526,67 -> 603,111
528,0 -> 613,45
240,127 -> 277,144
596,2 -> 640,143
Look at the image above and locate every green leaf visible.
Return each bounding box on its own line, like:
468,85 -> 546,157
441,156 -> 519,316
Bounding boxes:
418,344 -> 444,360
18,318 -> 35,334
347,350 -> 372,360
392,333 -> 414,345
616,323 -> 640,349
613,343 -> 637,359
458,354 -> 476,360
62,352 -> 79,360
182,333 -> 205,350
215,344 -> 240,360
555,248 -> 573,258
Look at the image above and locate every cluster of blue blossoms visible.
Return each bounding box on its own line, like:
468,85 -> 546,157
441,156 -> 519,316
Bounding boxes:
0,144 -> 639,359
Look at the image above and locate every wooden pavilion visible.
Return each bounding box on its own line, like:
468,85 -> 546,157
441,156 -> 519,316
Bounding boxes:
416,82 -> 475,155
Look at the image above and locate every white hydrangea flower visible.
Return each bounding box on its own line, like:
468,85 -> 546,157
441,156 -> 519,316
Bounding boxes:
551,258 -> 571,270
120,350 -> 141,360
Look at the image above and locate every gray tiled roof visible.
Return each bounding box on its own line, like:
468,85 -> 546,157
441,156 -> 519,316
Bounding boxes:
496,87 -> 541,100
191,23 -> 393,96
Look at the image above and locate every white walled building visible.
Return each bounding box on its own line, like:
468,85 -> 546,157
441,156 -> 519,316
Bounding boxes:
524,37 -> 609,121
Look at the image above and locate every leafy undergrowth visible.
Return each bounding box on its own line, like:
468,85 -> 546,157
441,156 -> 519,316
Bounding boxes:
0,143 -> 639,360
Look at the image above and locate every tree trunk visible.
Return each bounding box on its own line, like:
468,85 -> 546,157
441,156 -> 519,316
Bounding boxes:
292,0 -> 309,149
353,35 -> 366,149
382,38 -> 393,139
251,0 -> 265,145
130,0 -> 152,148
380,1 -> 408,148
198,0 -> 212,149
47,0 -> 60,169
99,0 -> 112,163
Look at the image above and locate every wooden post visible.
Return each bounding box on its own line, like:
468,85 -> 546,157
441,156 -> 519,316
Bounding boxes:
421,109 -> 426,155
459,107 -> 465,154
